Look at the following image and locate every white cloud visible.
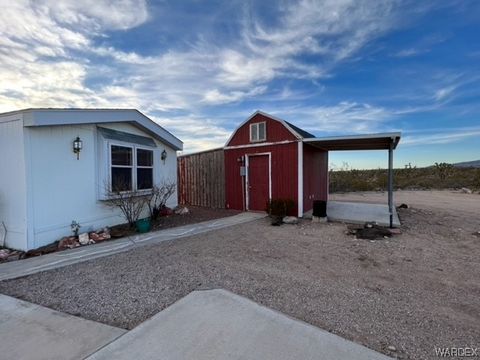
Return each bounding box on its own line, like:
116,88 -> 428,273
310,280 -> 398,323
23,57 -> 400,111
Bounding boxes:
216,50 -> 278,87
434,86 -> 457,101
40,0 -> 149,31
151,114 -> 232,153
402,128 -> 480,146
234,0 -> 399,84
393,48 -> 423,57
203,86 -> 267,105
0,0 -> 149,113
265,102 -> 392,134
0,0 -> 449,152
0,0 -> 401,114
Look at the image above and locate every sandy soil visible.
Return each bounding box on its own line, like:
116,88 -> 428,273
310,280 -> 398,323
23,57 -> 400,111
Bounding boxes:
331,189 -> 480,215
0,191 -> 479,359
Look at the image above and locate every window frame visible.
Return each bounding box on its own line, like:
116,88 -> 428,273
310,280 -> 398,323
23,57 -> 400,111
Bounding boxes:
249,122 -> 266,142
136,147 -> 154,191
108,142 -> 155,195
110,144 -> 134,193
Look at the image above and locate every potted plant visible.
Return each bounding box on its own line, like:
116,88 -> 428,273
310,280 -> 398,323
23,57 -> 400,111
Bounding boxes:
136,217 -> 151,233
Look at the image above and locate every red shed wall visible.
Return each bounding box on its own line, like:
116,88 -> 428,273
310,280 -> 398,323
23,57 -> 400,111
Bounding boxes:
225,143 -> 298,213
303,144 -> 328,213
227,113 -> 297,146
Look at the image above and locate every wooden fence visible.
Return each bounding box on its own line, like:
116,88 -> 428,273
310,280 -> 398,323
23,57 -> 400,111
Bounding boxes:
177,148 -> 225,208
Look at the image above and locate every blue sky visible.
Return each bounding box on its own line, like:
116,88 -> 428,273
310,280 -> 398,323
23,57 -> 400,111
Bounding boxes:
0,0 -> 479,168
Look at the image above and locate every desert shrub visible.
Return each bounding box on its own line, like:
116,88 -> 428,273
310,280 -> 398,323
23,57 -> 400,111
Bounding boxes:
474,169 -> 480,189
266,198 -> 295,217
103,181 -> 149,228
146,181 -> 176,220
329,163 -> 479,192
434,162 -> 454,180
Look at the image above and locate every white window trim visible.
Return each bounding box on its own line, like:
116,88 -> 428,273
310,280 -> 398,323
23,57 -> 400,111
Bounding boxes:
136,147 -> 155,191
245,152 -> 272,211
250,122 -> 266,143
297,141 -> 303,217
107,141 -> 155,196
109,143 -> 134,193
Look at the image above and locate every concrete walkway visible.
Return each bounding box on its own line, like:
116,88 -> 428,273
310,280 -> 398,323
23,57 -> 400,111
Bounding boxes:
87,289 -> 392,360
326,201 -> 400,227
0,212 -> 264,281
0,294 -> 125,360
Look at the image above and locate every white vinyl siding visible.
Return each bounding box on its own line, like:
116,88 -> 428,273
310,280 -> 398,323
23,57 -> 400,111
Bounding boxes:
6,117 -> 179,251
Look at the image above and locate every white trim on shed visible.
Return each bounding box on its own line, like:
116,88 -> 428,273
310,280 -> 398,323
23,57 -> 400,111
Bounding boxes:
225,110 -> 304,146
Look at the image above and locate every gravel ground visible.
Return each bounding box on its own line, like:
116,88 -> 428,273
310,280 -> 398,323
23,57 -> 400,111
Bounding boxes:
111,206 -> 241,236
1,191 -> 479,359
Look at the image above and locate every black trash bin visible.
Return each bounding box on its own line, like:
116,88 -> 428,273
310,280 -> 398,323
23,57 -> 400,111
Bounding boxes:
312,200 -> 327,217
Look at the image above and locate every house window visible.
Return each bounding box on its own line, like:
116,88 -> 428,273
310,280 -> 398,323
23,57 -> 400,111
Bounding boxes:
136,148 -> 153,190
110,145 -> 154,192
111,145 -> 133,191
250,122 -> 266,142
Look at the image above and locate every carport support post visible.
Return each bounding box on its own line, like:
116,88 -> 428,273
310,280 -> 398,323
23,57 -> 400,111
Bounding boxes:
388,142 -> 394,228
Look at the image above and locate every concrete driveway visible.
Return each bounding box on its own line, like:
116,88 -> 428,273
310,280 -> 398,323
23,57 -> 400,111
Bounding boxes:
0,294 -> 125,360
1,289 -> 392,360
87,289 -> 392,360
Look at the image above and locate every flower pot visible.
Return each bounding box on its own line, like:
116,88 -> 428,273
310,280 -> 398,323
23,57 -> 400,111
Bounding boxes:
136,218 -> 151,233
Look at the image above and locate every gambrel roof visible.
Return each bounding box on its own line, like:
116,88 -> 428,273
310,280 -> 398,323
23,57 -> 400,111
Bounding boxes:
225,110 -> 314,146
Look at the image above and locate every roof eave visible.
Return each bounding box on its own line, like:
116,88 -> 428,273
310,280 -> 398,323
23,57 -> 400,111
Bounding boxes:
12,108 -> 183,151
303,132 -> 402,151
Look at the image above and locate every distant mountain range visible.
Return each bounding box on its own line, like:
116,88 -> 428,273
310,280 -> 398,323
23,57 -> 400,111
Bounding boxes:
453,160 -> 480,168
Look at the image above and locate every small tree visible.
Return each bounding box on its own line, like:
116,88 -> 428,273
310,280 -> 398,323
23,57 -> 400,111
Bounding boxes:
103,181 -> 148,228
146,181 -> 177,220
434,162 -> 454,180
474,169 -> 480,190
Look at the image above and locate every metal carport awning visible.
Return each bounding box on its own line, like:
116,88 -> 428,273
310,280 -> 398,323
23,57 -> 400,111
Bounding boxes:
303,132 -> 401,228
303,132 -> 401,151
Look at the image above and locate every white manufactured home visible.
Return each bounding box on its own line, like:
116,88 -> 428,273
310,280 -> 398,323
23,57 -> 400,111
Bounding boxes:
0,109 -> 183,251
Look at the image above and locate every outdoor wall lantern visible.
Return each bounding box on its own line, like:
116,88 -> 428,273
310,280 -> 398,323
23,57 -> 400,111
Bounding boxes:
73,136 -> 83,160
161,149 -> 167,164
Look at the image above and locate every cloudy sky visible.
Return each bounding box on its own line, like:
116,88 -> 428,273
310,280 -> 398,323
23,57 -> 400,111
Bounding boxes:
1,0 -> 479,168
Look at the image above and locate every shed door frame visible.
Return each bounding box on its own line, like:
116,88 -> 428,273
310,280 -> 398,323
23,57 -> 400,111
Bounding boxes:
245,152 -> 272,211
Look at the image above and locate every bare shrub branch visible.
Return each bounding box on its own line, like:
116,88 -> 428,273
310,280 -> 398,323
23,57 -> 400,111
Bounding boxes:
146,181 -> 177,220
103,180 -> 148,228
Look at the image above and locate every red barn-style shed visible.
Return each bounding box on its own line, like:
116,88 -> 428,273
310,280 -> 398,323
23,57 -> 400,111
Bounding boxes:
179,110 -> 400,225
224,111 -> 328,217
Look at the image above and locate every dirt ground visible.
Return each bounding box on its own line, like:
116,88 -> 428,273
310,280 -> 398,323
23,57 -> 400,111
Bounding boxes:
111,206 -> 242,235
331,189 -> 480,215
150,206 -> 241,229
0,190 -> 479,359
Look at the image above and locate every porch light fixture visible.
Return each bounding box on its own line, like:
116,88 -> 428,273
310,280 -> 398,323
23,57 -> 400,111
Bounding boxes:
73,136 -> 83,160
161,149 -> 167,164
